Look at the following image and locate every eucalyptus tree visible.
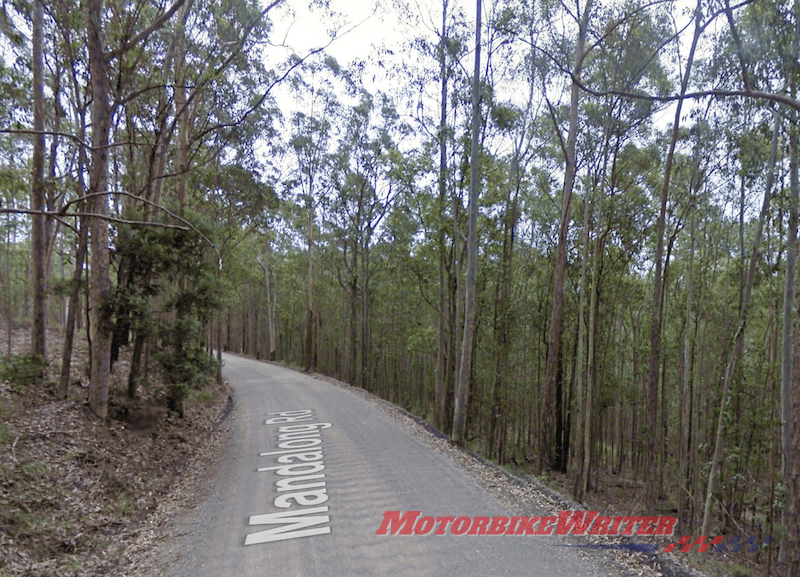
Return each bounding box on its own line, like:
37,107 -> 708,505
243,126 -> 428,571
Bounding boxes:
637,0 -> 708,513
284,57 -> 354,372
451,0 -> 484,445
0,0 -> 291,417
534,0 -> 595,474
655,1 -> 797,550
562,0 -> 673,497
0,120 -> 28,357
388,0 -> 473,432
30,0 -> 46,358
480,0 -> 546,464
3,0 -> 69,359
324,89 -> 404,388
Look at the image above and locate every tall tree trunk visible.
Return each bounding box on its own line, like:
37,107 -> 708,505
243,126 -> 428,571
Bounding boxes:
541,0 -> 593,473
305,202 -> 315,372
646,0 -> 702,511
490,184 -> 517,464
263,236 -> 277,361
435,0 -> 450,433
577,106 -> 616,497
4,201 -> 12,356
349,270 -> 358,384
582,204 -> 606,498
572,194 -> 590,501
782,9 -> 799,562
361,232 -> 371,389
349,191 -> 362,386
702,107 -> 780,536
678,159 -> 700,533
659,236 -> 676,502
128,28 -> 180,393
784,66 -> 799,567
87,0 -> 113,420
789,113 -> 800,575
173,4 -> 191,212
30,0 -> 47,358
452,0 -> 482,444
59,214 -> 88,398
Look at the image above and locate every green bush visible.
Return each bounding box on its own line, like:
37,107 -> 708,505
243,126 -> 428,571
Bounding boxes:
112,208 -> 222,411
0,355 -> 47,389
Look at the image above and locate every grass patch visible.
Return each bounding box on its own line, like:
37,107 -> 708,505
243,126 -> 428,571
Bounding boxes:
191,387 -> 215,405
103,491 -> 136,517
0,422 -> 11,445
116,492 -> 135,516
18,459 -> 48,477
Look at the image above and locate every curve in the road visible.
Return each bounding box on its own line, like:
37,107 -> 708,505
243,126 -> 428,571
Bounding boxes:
148,354 -> 624,577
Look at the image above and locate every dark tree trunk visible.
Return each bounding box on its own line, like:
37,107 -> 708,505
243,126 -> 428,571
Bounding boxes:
30,0 -> 47,358
87,0 -> 113,420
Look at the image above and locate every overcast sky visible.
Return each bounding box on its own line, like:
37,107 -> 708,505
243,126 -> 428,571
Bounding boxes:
263,0 -> 703,138
267,0 -> 479,69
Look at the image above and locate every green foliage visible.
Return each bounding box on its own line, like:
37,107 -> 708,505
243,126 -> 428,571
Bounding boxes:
156,316 -> 218,404
0,355 -> 47,390
103,491 -> 135,517
0,422 -> 10,445
191,387 -> 216,405
112,210 -> 222,408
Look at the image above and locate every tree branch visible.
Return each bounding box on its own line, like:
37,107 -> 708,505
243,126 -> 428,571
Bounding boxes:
108,0 -> 189,60
572,80 -> 800,112
0,207 -> 190,230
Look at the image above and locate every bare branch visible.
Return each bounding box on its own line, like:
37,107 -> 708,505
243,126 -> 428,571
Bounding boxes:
3,189 -> 223,269
68,190 -> 222,268
723,0 -> 753,91
0,207 -> 190,230
108,0 -> 189,60
0,128 -> 84,146
572,79 -> 800,112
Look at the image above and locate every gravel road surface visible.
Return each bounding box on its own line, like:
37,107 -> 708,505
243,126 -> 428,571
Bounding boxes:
145,353 -> 627,577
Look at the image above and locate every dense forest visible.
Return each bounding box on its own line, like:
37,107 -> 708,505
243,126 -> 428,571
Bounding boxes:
2,0 -> 800,572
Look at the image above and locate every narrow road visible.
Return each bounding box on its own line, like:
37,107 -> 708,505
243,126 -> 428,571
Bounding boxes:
152,354 -> 617,576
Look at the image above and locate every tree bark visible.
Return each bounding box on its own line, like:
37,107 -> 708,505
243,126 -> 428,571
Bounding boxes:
435,0 -> 450,433
582,196 -> 604,499
646,0 -> 702,511
59,213 -> 88,398
173,3 -> 191,212
490,181 -> 517,464
572,194 -> 590,501
541,0 -> 592,473
263,236 -> 277,361
87,0 -> 113,420
678,156 -> 700,533
784,75 -> 799,568
452,0 -> 482,445
305,202 -> 315,372
30,0 -> 47,358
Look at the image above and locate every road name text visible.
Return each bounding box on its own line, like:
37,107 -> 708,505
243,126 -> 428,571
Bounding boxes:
245,409 -> 333,545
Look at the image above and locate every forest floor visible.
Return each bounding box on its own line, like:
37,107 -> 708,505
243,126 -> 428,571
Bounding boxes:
0,326 -> 231,577
542,464 -> 774,576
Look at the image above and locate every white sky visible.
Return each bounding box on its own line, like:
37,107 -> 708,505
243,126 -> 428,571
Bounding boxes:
263,0 -> 697,123
265,0 -> 485,98
268,0 -> 479,66
261,0 -> 732,159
